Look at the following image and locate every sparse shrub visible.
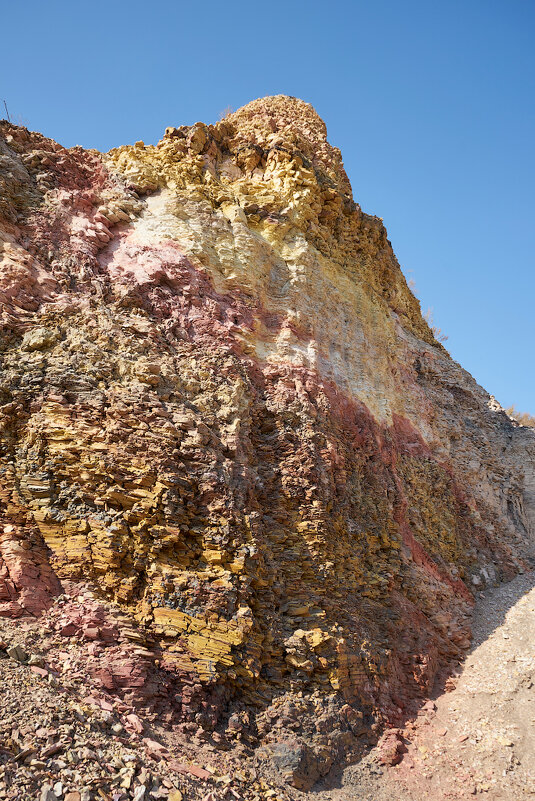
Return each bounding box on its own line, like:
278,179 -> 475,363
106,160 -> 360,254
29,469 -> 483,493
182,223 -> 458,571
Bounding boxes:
218,105 -> 234,121
424,307 -> 449,343
505,406 -> 535,427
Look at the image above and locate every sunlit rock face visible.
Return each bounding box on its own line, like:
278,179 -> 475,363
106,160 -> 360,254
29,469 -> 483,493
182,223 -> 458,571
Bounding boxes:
1,95 -> 534,775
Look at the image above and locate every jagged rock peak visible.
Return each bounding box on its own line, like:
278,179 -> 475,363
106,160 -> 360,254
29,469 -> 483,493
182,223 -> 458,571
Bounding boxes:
227,95 -> 329,140
161,95 -> 342,189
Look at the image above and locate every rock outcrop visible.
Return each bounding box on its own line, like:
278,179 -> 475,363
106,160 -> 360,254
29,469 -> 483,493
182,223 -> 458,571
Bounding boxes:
1,95 -> 534,790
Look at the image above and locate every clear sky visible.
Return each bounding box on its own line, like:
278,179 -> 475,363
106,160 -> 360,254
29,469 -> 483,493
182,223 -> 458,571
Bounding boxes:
3,0 -> 534,413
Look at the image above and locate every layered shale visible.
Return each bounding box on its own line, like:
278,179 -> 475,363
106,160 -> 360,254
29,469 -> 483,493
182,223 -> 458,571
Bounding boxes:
1,95 -> 534,793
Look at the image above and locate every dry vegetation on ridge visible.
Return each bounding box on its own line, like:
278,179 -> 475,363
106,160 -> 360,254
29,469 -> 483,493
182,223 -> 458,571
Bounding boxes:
505,406 -> 535,428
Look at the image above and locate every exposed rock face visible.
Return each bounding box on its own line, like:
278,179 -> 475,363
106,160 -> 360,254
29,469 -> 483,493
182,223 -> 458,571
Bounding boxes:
1,95 -> 534,786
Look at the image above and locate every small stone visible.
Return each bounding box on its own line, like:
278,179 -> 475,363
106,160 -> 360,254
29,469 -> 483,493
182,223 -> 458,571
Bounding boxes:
82,627 -> 100,640
14,745 -> 36,761
42,742 -> 65,758
40,785 -> 58,801
168,792 -> 183,801
7,644 -> 29,663
125,714 -> 144,733
64,794 -> 81,801
31,666 -> 49,677
497,736 -> 514,747
22,327 -> 59,352
60,624 -> 78,637
142,738 -> 168,760
168,760 -> 211,780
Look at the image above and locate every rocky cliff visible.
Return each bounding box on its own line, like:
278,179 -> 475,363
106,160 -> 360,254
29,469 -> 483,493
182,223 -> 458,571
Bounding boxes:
1,95 -> 534,794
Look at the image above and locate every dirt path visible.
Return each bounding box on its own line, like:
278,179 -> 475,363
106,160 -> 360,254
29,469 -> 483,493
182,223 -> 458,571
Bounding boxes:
315,572 -> 535,800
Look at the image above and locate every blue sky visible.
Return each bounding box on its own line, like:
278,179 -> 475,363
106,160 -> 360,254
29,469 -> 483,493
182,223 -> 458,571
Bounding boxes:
3,0 -> 534,412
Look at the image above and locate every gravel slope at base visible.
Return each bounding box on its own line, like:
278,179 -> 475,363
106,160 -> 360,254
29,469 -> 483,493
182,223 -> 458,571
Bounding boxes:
1,576 -> 534,800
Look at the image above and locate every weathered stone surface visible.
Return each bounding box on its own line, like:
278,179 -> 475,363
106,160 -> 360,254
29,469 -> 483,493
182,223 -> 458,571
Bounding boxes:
375,728 -> 407,766
0,95 -> 534,782
6,643 -> 28,663
257,739 -> 327,790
